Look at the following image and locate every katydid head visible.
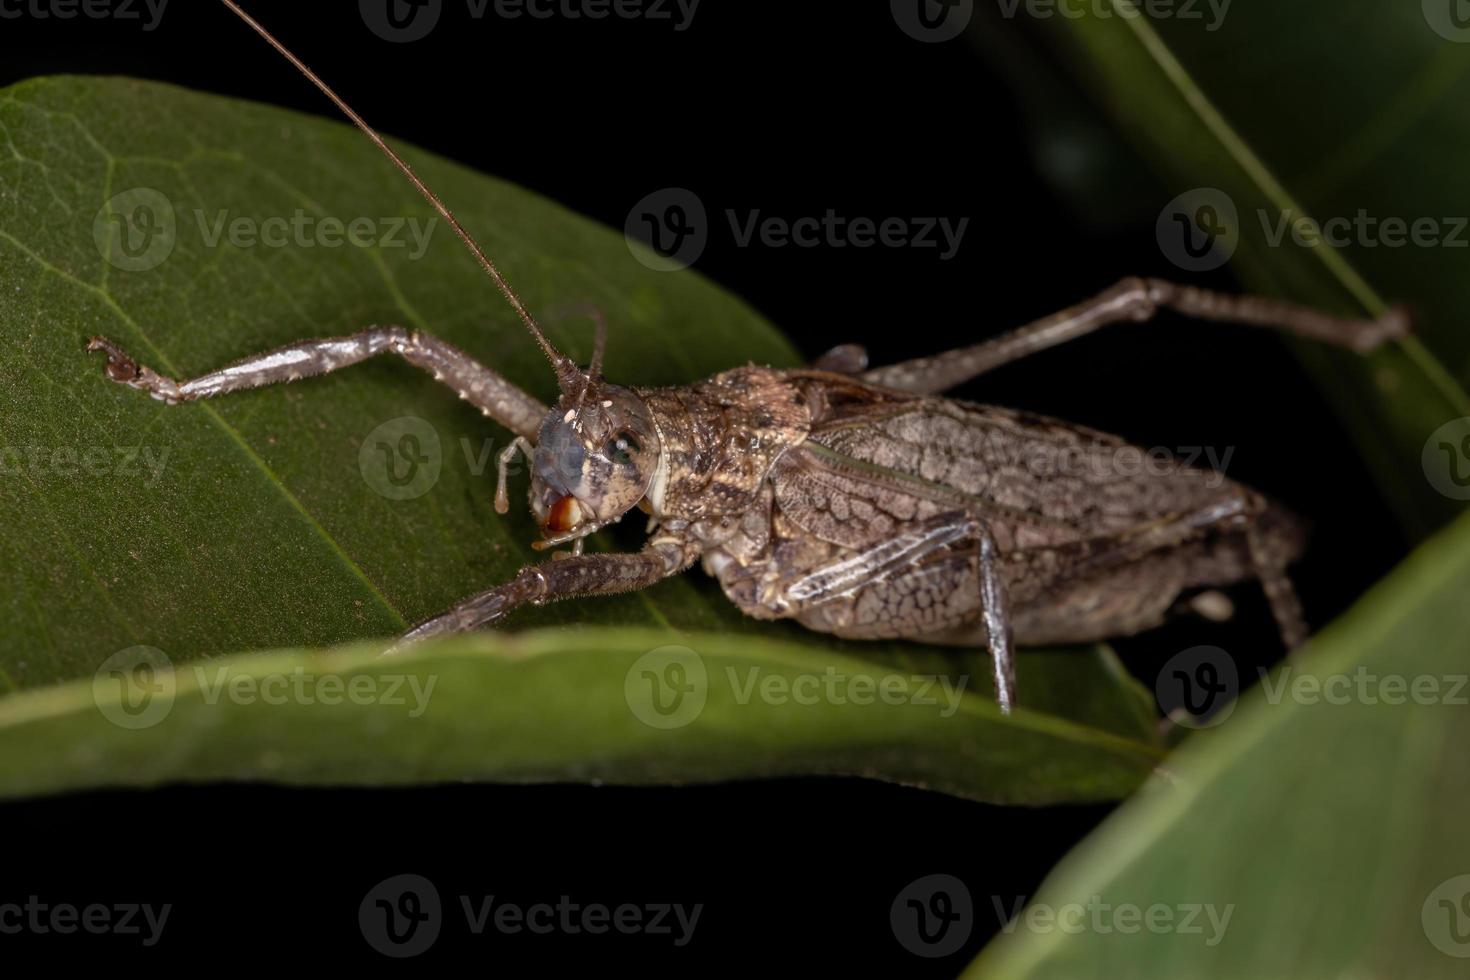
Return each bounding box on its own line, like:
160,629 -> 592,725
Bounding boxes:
529,380 -> 661,544
216,1 -> 661,544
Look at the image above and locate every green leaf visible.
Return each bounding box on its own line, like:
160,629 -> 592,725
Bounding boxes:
0,629 -> 1163,803
1016,2 -> 1470,538
0,76 -> 1160,801
967,509 -> 1470,977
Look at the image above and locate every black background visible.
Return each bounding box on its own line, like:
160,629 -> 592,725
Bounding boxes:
0,0 -> 1407,972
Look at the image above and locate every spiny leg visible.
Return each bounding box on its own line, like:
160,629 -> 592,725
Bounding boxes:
1065,490 -> 1310,652
862,276 -> 1410,394
767,512 -> 1019,712
88,326 -> 548,440
389,534 -> 699,649
1247,526 -> 1308,651
977,529 -> 1017,715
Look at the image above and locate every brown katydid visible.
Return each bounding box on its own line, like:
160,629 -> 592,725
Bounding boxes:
87,0 -> 1409,714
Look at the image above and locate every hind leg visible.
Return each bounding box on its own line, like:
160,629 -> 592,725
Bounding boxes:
810,343 -> 869,374
862,277 -> 1408,394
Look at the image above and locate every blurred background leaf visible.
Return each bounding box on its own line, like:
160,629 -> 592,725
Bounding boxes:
977,0 -> 1470,539
967,509 -> 1470,978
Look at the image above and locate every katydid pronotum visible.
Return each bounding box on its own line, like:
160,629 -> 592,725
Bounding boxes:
87,0 -> 1408,713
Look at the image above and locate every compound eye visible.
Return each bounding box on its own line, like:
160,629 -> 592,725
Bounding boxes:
536,421 -> 588,490
607,431 -> 641,467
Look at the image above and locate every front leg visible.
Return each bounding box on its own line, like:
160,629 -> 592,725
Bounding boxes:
88,326 -> 548,440
390,533 -> 700,649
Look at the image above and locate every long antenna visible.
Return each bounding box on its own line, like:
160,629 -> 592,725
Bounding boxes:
218,0 -> 567,370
